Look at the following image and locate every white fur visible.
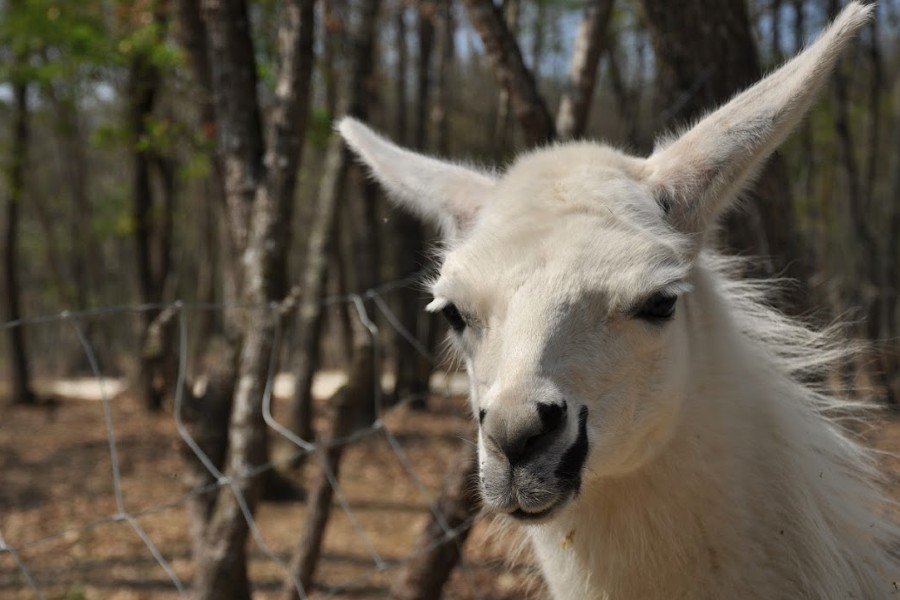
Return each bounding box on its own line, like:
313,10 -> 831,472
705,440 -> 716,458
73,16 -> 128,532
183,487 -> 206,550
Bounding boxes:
340,3 -> 897,598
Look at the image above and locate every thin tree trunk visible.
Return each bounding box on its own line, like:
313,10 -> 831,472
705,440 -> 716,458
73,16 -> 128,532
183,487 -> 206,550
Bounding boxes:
491,0 -> 520,158
43,81 -> 102,373
826,0 -> 893,403
322,0 -> 346,119
288,134 -> 351,454
770,0 -> 784,62
288,0 -> 380,455
861,16 -> 891,391
283,3 -> 382,590
433,0 -> 455,155
189,0 -> 316,598
885,73 -> 900,404
129,3 -> 170,411
529,0 -> 546,82
190,5 -> 266,592
395,3 -> 409,145
391,445 -> 479,600
792,0 -> 817,208
3,78 -> 35,406
862,17 -> 882,207
464,0 -> 555,145
281,343 -> 375,598
607,34 -> 643,151
555,0 -> 615,140
29,188 -> 74,308
393,0 -> 435,409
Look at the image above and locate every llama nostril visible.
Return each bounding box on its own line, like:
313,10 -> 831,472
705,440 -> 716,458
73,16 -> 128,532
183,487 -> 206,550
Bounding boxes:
496,401 -> 568,466
537,401 -> 567,434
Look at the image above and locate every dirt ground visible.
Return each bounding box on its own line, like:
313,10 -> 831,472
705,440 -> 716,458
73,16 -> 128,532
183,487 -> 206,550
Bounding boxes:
2,384 -> 900,600
0,385 -> 544,600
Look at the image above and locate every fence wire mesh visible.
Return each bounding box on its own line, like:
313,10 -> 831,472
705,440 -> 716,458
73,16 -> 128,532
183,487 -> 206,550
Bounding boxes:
0,279 -> 534,600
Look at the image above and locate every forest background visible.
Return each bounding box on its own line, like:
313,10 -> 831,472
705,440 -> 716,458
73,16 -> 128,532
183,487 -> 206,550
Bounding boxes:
1,0 -> 899,599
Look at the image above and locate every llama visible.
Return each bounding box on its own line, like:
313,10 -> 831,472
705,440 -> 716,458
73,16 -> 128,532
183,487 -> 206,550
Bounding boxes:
339,3 -> 898,598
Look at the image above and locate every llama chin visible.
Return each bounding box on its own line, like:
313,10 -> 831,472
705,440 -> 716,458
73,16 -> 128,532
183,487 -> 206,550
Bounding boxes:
338,3 -> 898,598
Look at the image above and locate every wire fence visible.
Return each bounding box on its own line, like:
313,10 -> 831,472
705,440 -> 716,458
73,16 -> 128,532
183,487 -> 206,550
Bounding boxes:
0,278 -> 522,600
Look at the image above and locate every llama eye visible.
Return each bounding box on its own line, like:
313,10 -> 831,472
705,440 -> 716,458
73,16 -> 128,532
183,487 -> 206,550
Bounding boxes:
635,293 -> 677,322
442,303 -> 467,332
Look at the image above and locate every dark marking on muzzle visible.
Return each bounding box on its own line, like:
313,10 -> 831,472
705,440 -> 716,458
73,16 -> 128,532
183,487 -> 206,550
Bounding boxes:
478,408 -> 487,425
555,405 -> 589,494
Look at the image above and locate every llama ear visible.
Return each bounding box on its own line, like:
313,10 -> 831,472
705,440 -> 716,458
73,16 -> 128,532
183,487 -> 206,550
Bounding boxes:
644,2 -> 871,250
338,118 -> 496,239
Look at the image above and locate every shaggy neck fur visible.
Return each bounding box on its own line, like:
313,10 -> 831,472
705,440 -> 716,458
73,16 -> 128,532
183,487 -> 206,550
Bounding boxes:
527,257 -> 895,600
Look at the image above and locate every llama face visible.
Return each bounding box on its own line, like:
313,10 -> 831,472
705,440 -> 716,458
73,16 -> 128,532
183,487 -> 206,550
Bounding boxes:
339,1 -> 873,522
424,145 -> 693,519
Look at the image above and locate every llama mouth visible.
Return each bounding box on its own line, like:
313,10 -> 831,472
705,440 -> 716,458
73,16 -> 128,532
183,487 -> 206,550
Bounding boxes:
509,496 -> 569,522
510,505 -> 558,522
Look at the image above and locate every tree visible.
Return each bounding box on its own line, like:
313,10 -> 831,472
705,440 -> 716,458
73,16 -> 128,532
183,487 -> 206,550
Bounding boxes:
464,0 -> 555,145
283,1 -> 383,592
125,0 -> 179,411
2,46 -> 36,406
825,0 -> 898,404
392,0 -> 438,410
176,0 -> 316,597
556,0 -> 615,140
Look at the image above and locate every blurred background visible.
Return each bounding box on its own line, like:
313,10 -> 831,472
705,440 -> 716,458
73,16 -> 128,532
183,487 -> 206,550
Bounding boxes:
0,0 -> 898,599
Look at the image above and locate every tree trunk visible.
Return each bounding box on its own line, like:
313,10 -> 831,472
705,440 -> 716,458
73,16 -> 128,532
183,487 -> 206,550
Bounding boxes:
555,0 -> 615,140
491,0 -> 520,158
433,0 -> 455,155
188,0 -> 316,598
395,4 -> 409,145
281,343 -> 375,598
639,0 -> 813,314
45,82 -> 103,373
390,445 -> 479,600
3,78 -> 35,406
393,0 -> 436,409
607,32 -> 647,151
825,0 -> 894,403
128,3 -> 172,411
288,134 -> 351,455
529,0 -> 546,82
173,0 -> 226,366
288,0 -> 381,455
885,74 -> 900,403
464,0 -> 555,146
770,0 -> 784,62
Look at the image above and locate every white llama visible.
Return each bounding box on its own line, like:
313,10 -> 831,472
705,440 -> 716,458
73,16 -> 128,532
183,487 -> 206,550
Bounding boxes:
340,4 -> 898,598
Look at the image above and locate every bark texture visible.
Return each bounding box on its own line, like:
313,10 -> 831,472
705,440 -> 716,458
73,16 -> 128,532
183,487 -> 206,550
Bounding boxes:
3,77 -> 35,406
826,1 -> 897,404
288,0 -> 380,452
281,344 -> 375,599
129,1 -> 176,411
393,0 -> 437,409
463,0 -> 555,145
186,1 -> 317,598
555,0 -> 615,140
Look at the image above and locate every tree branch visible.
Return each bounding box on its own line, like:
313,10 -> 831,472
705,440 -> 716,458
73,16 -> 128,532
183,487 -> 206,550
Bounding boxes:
556,0 -> 615,140
463,0 -> 555,145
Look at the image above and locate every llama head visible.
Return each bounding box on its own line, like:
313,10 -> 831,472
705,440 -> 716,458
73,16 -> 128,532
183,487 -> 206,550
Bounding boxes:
339,3 -> 871,523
